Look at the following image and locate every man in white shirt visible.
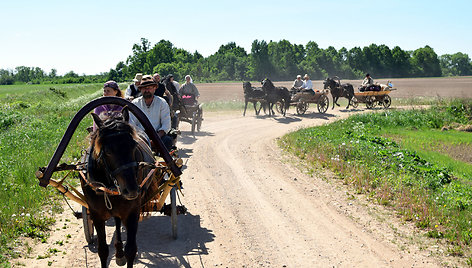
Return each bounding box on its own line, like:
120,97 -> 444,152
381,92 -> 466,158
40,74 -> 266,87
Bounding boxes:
129,75 -> 173,150
301,74 -> 314,94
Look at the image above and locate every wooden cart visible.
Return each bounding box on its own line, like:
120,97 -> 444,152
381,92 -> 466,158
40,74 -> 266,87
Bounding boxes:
352,90 -> 392,109
287,89 -> 330,115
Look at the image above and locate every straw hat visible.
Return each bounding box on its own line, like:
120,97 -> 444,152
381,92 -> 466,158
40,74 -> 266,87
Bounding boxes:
133,73 -> 143,82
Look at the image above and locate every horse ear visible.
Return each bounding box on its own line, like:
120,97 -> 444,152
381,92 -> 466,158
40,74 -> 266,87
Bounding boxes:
91,113 -> 103,129
122,106 -> 129,122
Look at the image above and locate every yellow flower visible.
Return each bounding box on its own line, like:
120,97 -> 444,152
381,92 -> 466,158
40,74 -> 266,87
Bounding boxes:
435,224 -> 439,228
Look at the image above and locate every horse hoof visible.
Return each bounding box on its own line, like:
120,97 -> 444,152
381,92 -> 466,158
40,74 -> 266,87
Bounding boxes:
116,256 -> 127,266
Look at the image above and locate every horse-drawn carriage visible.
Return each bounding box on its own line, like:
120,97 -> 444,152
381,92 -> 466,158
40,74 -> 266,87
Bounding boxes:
35,97 -> 186,267
284,89 -> 330,115
175,94 -> 203,136
352,90 -> 393,109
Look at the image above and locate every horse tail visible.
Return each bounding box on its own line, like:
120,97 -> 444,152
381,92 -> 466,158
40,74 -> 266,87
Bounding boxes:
282,87 -> 291,111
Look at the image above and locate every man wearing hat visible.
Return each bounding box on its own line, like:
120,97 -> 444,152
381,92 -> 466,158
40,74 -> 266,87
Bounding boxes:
292,75 -> 304,91
125,73 -> 143,100
301,74 -> 314,94
128,75 -> 173,151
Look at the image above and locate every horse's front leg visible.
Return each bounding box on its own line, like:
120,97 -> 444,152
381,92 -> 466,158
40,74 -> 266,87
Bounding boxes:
124,212 -> 139,268
243,100 -> 248,116
93,217 -> 109,268
114,217 -> 126,266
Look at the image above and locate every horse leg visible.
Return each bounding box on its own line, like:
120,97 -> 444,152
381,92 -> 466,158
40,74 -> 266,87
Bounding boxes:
335,97 -> 340,107
93,217 -> 109,268
253,101 -> 260,115
114,217 -> 126,266
124,212 -> 139,268
243,100 -> 248,116
346,97 -> 351,109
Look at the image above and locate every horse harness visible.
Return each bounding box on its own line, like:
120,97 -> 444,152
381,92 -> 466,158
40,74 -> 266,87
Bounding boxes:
81,131 -> 157,198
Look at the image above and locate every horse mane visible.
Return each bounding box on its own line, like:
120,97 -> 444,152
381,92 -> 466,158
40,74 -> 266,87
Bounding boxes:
91,114 -> 137,159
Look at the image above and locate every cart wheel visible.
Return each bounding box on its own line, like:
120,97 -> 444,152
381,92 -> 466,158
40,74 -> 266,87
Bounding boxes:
196,108 -> 203,132
351,96 -> 359,108
317,95 -> 329,114
296,101 -> 308,115
191,112 -> 197,136
82,206 -> 94,244
383,95 -> 392,108
365,96 -> 375,109
170,187 -> 178,239
275,101 -> 286,115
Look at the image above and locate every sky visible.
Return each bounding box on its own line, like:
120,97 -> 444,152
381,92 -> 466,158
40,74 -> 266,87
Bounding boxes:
1,0 -> 471,75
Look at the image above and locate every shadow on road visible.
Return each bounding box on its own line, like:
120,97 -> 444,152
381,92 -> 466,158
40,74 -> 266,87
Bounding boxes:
136,212 -> 214,267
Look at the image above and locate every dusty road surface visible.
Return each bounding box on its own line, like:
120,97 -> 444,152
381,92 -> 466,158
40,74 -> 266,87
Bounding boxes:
17,77 -> 470,267
20,109 -> 454,268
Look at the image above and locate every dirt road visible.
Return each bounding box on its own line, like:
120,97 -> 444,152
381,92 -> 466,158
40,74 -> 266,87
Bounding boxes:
20,108 -> 453,267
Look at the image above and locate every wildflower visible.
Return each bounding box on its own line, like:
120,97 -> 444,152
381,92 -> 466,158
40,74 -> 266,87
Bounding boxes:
435,224 -> 438,228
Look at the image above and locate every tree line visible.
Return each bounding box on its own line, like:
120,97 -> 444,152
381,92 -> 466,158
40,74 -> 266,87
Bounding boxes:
1,38 -> 471,85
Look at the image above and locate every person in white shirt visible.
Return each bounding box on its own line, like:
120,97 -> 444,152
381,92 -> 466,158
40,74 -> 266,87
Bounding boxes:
301,74 -> 314,94
128,75 -> 173,151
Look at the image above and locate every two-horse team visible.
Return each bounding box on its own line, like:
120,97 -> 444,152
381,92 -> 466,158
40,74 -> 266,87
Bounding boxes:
243,77 -> 357,117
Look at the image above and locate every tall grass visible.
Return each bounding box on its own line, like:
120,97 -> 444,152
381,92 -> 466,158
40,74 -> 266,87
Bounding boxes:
280,99 -> 472,261
0,84 -> 101,265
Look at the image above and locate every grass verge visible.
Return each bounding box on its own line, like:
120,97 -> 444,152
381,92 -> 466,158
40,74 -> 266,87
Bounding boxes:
279,99 -> 472,263
0,83 -> 101,265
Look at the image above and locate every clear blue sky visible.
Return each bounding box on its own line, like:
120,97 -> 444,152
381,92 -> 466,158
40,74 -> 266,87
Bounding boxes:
1,0 -> 470,75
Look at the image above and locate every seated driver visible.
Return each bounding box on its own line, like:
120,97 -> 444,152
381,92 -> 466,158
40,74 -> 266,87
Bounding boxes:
179,75 -> 200,105
128,75 -> 174,151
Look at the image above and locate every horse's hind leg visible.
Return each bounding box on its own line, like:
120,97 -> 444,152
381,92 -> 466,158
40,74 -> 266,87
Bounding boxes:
114,217 -> 126,266
93,218 -> 109,268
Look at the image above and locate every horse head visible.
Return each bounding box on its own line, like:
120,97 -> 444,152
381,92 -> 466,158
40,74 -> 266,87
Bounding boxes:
90,108 -> 144,200
324,77 -> 335,90
243,81 -> 252,95
261,78 -> 275,92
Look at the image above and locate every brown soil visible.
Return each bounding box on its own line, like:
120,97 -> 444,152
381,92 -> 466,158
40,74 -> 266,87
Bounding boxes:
15,77 -> 472,267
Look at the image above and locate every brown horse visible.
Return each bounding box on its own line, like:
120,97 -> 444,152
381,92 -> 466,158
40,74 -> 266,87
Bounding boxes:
85,109 -> 155,268
324,77 -> 354,109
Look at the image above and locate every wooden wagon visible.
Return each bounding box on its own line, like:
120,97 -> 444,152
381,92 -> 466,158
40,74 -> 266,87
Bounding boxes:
352,90 -> 393,109
285,89 -> 330,115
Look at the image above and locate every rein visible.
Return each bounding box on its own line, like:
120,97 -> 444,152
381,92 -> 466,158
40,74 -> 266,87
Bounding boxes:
80,161 -> 157,196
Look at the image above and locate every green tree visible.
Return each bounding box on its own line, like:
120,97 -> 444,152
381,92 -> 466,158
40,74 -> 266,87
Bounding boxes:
249,40 -> 272,80
411,46 -> 441,77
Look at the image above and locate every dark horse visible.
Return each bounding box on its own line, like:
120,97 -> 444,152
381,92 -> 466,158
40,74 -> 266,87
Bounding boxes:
242,81 -> 266,116
261,78 -> 291,116
86,109 -> 156,267
324,77 -> 354,109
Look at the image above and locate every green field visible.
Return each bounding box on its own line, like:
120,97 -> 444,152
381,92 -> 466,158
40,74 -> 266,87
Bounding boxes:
280,100 -> 472,263
0,83 -> 104,265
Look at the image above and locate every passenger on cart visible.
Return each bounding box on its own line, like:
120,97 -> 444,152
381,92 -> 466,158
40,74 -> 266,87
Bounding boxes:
179,75 -> 200,105
291,74 -> 304,93
128,75 -> 174,151
359,73 -> 381,92
301,74 -> 315,94
124,73 -> 143,100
